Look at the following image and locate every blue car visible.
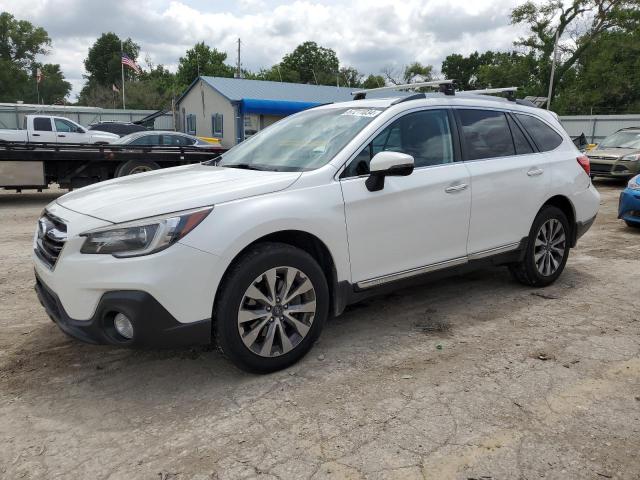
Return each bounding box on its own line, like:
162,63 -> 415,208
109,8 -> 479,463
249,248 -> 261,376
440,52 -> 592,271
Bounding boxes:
619,174 -> 640,227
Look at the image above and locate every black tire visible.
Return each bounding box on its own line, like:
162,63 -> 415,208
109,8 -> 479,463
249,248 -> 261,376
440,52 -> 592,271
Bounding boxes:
509,206 -> 571,287
213,242 -> 329,373
116,159 -> 160,177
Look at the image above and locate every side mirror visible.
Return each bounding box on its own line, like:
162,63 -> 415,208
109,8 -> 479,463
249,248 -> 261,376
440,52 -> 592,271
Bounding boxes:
365,151 -> 414,192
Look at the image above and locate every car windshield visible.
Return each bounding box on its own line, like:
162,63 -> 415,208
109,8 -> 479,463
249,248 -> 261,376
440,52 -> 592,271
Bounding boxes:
599,130 -> 640,149
215,107 -> 384,172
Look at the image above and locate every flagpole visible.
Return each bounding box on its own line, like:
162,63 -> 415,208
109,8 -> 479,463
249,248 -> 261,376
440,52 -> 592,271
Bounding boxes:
121,41 -> 126,109
36,74 -> 40,104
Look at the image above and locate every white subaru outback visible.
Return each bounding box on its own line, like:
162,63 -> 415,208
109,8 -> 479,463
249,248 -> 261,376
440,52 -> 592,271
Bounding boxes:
33,86 -> 600,372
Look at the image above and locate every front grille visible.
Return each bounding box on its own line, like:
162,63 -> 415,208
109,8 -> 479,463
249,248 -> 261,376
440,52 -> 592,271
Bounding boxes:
590,163 -> 612,174
35,212 -> 67,269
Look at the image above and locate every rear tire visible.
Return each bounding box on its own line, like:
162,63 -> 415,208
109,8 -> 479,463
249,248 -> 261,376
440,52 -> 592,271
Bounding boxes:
213,242 -> 329,373
116,159 -> 160,177
509,206 -> 570,287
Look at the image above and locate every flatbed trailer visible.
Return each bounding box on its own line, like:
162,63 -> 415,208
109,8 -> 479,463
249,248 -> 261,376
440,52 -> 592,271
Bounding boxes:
0,142 -> 226,190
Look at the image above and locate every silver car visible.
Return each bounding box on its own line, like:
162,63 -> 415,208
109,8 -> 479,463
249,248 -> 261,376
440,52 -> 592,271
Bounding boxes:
113,131 -> 216,148
588,127 -> 640,179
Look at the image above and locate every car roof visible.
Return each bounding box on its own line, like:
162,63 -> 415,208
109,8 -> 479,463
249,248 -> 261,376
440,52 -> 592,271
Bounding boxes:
313,92 -> 557,124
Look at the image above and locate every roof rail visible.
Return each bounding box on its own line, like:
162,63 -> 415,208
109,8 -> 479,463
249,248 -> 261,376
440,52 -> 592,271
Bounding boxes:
462,87 -> 518,101
351,80 -> 456,100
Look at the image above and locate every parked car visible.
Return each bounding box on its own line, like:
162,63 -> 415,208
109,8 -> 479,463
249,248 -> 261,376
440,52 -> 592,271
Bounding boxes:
33,92 -> 599,373
113,131 -> 216,148
87,121 -> 147,137
587,127 -> 640,179
0,115 -> 119,144
618,174 -> 640,228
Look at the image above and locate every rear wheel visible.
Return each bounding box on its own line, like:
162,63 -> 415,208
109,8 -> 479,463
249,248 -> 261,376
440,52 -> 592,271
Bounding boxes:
115,159 -> 160,177
509,206 -> 570,287
214,243 -> 328,373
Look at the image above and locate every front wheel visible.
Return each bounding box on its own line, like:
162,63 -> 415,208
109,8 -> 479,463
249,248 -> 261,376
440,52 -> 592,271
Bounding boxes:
509,206 -> 570,287
115,159 -> 160,177
214,243 -> 329,373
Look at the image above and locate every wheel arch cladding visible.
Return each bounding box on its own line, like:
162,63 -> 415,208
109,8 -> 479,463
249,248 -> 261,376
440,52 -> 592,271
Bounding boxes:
541,195 -> 576,246
215,230 -> 342,317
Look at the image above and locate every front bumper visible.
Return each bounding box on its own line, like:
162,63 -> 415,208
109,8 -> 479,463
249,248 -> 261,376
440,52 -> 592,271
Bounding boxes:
618,188 -> 640,225
35,273 -> 211,347
589,161 -> 639,178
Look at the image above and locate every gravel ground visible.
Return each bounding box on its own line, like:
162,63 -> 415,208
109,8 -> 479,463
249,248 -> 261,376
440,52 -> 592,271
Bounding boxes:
0,180 -> 639,480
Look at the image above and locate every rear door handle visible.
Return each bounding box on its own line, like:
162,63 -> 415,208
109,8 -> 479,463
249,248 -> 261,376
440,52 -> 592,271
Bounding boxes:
445,183 -> 468,193
57,134 -> 66,138
527,167 -> 544,177
32,133 -> 40,136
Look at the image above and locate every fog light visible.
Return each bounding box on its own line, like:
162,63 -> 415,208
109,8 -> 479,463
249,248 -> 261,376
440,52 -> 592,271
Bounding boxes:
113,313 -> 134,339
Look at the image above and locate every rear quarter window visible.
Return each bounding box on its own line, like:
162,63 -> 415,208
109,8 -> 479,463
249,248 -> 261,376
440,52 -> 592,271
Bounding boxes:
515,114 -> 563,152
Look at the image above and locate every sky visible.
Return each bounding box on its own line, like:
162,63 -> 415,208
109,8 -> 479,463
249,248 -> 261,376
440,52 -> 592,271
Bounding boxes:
1,0 -> 528,100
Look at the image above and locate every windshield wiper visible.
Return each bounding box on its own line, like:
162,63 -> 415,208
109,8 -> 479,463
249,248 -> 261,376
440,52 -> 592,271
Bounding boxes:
221,163 -> 266,171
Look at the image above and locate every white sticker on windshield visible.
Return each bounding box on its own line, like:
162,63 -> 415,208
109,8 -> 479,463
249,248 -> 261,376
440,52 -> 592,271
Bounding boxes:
341,109 -> 382,118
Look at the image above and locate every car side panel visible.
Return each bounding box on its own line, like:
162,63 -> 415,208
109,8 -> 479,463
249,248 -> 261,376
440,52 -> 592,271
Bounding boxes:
180,173 -> 352,291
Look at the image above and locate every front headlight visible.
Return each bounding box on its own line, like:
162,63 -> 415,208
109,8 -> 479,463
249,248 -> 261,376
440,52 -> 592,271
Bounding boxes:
621,154 -> 640,162
80,207 -> 212,257
627,176 -> 640,190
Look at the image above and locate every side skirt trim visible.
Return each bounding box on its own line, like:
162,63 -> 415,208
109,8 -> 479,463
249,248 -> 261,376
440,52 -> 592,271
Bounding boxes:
355,242 -> 521,290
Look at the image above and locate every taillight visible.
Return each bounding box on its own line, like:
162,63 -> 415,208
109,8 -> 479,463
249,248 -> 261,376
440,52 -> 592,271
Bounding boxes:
577,155 -> 590,176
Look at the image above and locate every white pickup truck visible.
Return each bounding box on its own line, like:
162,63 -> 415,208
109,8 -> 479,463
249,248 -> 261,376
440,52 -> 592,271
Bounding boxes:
0,115 -> 119,144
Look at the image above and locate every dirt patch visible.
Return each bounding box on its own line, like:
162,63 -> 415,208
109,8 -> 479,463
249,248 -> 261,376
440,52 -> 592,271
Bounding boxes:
0,181 -> 639,479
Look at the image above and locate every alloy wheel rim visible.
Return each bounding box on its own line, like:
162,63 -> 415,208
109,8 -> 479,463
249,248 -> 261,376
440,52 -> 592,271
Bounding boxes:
237,266 -> 316,357
534,218 -> 566,276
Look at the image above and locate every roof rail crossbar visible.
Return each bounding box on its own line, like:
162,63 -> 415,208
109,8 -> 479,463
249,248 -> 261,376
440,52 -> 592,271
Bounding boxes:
390,93 -> 426,105
351,80 -> 456,100
463,87 -> 518,101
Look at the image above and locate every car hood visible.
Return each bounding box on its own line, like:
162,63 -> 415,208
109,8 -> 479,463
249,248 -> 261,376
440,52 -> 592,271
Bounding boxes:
588,148 -> 637,159
56,163 -> 302,223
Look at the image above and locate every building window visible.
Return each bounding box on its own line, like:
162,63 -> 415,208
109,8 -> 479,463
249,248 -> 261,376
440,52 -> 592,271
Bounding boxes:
212,113 -> 223,137
186,114 -> 196,135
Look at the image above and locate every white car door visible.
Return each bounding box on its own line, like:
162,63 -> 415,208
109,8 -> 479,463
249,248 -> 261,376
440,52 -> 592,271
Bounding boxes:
30,117 -> 57,143
456,108 -> 551,255
340,108 -> 472,287
53,117 -> 90,144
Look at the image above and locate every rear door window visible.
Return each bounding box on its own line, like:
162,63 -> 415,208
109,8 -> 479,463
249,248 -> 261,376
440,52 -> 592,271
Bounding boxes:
457,109 -> 515,160
515,114 -> 563,151
33,117 -> 53,131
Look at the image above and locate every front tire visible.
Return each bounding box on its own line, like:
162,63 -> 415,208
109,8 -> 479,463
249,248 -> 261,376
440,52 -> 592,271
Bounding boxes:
509,206 -> 570,287
116,159 -> 160,176
214,243 -> 329,373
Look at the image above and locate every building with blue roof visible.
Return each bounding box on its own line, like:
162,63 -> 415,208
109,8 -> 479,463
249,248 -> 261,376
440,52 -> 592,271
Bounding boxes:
175,76 -> 357,147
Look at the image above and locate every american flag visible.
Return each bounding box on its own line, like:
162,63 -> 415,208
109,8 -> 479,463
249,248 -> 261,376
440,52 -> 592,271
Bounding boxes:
121,54 -> 141,74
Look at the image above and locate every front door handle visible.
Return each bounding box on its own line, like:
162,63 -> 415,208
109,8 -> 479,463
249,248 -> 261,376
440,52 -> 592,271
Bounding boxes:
445,183 -> 468,193
57,134 -> 66,138
527,167 -> 544,177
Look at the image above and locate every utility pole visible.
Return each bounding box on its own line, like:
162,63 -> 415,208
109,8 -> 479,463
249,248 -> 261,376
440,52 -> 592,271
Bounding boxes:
236,38 -> 241,78
546,29 -> 560,110
121,40 -> 126,109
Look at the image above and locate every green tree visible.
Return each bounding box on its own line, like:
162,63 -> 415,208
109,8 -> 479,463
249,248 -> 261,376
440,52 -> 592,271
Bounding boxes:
175,42 -> 234,88
511,0 -> 639,102
83,32 -> 140,86
0,12 -> 71,103
476,52 -> 542,96
361,74 -> 385,89
0,12 -> 50,69
403,62 -> 433,83
338,66 -> 362,88
441,51 -> 496,90
552,29 -> 640,114
28,64 -> 71,103
279,41 -> 339,85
